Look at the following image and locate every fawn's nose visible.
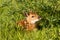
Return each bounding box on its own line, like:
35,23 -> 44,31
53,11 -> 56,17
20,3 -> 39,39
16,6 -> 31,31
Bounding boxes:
38,16 -> 41,19
38,16 -> 40,18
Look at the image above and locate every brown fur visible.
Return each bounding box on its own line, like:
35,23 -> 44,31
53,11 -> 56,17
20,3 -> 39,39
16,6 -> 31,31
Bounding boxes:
17,11 -> 41,31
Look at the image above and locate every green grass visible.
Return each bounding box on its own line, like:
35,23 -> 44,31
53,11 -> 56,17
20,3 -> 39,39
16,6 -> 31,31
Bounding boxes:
0,0 -> 60,40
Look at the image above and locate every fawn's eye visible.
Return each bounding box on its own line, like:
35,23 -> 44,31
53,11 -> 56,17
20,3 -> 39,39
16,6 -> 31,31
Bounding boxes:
32,16 -> 34,18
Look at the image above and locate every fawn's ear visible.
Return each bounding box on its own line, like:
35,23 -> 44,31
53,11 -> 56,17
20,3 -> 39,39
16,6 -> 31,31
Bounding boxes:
29,11 -> 36,14
23,10 -> 29,17
24,12 -> 29,17
29,11 -> 33,14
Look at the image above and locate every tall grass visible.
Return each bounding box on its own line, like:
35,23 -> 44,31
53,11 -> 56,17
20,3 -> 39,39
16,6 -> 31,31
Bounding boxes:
0,0 -> 60,40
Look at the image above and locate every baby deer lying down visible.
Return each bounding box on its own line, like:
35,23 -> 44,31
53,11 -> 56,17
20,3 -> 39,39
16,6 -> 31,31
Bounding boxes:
17,11 -> 41,31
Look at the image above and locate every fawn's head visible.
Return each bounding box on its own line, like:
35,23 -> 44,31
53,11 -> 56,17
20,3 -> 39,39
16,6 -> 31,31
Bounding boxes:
24,11 -> 41,24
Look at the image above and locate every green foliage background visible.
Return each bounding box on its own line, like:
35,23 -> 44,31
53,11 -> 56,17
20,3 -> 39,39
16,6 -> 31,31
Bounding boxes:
0,0 -> 60,40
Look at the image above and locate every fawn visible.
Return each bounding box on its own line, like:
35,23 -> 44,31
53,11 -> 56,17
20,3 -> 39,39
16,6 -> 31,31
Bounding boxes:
17,11 -> 41,31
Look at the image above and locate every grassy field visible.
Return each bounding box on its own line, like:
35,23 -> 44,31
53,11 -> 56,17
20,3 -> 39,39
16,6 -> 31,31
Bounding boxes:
0,0 -> 60,40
